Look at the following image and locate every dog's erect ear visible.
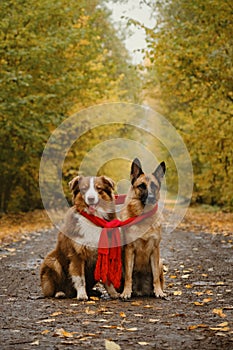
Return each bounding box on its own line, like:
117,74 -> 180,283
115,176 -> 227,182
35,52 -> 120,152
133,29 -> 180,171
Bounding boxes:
69,175 -> 82,194
153,162 -> 166,185
131,158 -> 144,184
101,176 -> 115,190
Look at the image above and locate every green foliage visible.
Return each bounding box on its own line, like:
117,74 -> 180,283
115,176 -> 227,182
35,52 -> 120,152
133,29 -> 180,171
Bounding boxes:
143,0 -> 233,210
0,0 -> 141,212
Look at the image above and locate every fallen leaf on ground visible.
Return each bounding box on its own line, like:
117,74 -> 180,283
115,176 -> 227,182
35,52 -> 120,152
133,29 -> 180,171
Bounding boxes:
85,307 -> 96,315
188,324 -> 208,330
209,327 -> 230,332
36,318 -> 56,324
205,290 -> 213,295
53,328 -> 74,338
90,296 -> 99,301
149,319 -> 160,323
105,339 -> 121,350
120,312 -> 126,318
50,311 -> 62,317
193,302 -> 204,306
131,301 -> 142,306
41,330 -> 50,335
193,291 -> 204,296
212,308 -> 226,318
203,298 -> 212,303
217,322 -> 228,327
185,284 -> 193,289
126,327 -> 138,332
30,340 -> 39,345
173,291 -> 182,296
138,342 -> 150,345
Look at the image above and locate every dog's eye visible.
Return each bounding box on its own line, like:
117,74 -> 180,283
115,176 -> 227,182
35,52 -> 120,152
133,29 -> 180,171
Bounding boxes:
137,183 -> 147,190
96,186 -> 103,192
80,187 -> 87,194
151,182 -> 158,191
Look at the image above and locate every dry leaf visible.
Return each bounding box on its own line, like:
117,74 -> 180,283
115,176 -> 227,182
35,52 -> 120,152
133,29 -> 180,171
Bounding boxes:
181,274 -> 190,279
51,311 -> 62,317
53,328 -> 74,338
30,340 -> 39,346
120,312 -> 126,318
188,324 -> 207,330
212,308 -> 226,318
36,318 -> 56,324
215,332 -> 227,337
90,296 -> 99,301
144,305 -> 153,309
41,330 -> 50,335
217,322 -> 228,327
169,275 -> 177,279
134,313 -> 143,317
216,281 -> 224,285
193,292 -> 204,296
85,307 -> 96,315
126,327 -> 138,332
131,301 -> 142,306
209,327 -> 230,332
138,342 -> 150,345
203,298 -> 212,303
193,302 -> 204,306
105,339 -> 121,350
149,319 -> 160,323
173,291 -> 182,296
185,284 -> 193,289
86,301 -> 96,305
205,290 -> 213,295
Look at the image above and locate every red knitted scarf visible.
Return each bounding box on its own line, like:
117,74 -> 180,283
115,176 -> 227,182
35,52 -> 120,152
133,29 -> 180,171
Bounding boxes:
80,195 -> 158,289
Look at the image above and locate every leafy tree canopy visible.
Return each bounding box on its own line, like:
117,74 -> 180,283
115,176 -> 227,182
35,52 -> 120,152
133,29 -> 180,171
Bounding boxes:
142,0 -> 233,209
0,0 -> 141,212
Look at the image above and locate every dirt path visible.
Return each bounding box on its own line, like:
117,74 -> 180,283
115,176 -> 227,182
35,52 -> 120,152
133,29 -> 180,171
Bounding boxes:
0,224 -> 232,349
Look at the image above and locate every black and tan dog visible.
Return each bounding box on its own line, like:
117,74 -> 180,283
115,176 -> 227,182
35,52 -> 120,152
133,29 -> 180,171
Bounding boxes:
40,175 -> 118,300
120,158 -> 166,299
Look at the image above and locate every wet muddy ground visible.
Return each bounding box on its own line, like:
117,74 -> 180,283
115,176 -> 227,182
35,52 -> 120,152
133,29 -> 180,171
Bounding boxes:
0,226 -> 232,349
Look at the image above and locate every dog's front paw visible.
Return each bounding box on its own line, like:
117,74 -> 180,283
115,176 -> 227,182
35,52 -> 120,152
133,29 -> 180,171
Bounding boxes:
76,289 -> 88,301
105,283 -> 120,299
120,289 -> 132,300
154,287 -> 166,299
55,291 -> 66,299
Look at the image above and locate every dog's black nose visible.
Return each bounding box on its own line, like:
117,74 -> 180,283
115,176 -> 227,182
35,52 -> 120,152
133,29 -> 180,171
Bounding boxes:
147,194 -> 156,204
87,196 -> 96,204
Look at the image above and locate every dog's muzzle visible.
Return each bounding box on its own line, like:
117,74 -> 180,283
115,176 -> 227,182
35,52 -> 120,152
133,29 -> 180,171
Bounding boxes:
147,194 -> 157,205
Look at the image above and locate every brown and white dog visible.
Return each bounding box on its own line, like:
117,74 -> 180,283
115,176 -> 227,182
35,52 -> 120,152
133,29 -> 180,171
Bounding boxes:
40,175 -> 118,300
120,158 -> 166,299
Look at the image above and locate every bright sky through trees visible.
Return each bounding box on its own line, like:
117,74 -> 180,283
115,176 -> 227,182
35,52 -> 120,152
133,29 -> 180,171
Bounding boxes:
107,0 -> 155,64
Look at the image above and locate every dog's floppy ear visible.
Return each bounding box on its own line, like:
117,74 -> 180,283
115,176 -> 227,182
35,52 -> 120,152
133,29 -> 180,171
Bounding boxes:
69,175 -> 82,198
101,176 -> 115,190
153,162 -> 166,186
131,158 -> 144,184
